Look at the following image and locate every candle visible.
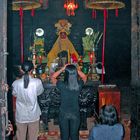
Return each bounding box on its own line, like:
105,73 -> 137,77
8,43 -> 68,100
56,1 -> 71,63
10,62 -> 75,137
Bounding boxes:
67,49 -> 70,63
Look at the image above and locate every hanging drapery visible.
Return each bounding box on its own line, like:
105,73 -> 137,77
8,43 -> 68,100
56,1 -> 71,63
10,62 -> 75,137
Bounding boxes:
86,0 -> 125,84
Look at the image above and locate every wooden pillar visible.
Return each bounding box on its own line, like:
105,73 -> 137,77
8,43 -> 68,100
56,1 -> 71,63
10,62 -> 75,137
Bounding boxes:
131,0 -> 140,86
0,0 -> 8,140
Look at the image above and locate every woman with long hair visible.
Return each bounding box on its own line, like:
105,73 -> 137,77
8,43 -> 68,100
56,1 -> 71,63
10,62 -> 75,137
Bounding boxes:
12,61 -> 44,140
51,64 -> 87,140
89,105 -> 125,140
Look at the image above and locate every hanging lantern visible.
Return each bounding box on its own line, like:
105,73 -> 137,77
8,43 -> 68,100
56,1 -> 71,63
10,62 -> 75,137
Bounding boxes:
64,0 -> 78,16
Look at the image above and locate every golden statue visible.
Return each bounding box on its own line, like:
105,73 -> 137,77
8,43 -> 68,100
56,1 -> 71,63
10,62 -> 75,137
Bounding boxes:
47,19 -> 79,68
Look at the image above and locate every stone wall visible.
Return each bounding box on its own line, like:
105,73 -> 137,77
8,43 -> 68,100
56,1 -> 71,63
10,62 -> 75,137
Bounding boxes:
131,0 -> 140,86
131,1 -> 140,138
0,0 -> 8,139
131,87 -> 140,139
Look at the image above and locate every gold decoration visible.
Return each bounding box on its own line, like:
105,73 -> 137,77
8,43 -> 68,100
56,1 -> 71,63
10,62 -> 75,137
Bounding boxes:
55,19 -> 72,35
12,0 -> 41,11
47,19 -> 79,68
86,0 -> 125,10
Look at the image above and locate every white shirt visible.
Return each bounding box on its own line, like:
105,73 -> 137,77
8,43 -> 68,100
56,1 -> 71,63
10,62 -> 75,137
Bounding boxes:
12,75 -> 44,123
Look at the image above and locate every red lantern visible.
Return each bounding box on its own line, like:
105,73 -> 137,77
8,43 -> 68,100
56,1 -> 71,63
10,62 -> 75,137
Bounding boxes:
115,8 -> 119,17
64,0 -> 78,16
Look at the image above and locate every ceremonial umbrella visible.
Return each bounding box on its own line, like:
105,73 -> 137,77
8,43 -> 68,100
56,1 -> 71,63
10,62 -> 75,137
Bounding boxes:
86,0 -> 125,83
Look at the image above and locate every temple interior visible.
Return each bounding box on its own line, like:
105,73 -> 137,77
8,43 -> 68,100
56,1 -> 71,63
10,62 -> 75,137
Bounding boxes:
0,0 -> 140,140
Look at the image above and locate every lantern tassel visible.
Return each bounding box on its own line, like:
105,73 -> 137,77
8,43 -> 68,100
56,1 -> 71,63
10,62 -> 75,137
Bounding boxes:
19,7 -> 23,16
31,8 -> 35,17
115,8 -> 119,17
92,9 -> 96,19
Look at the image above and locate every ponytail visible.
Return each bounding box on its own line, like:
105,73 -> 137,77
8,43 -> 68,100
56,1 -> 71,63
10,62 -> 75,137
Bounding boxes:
21,61 -> 33,89
23,72 -> 29,88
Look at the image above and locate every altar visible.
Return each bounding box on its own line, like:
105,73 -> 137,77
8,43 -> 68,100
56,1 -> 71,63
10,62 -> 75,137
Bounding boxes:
25,19 -> 102,132
12,18 -> 103,136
